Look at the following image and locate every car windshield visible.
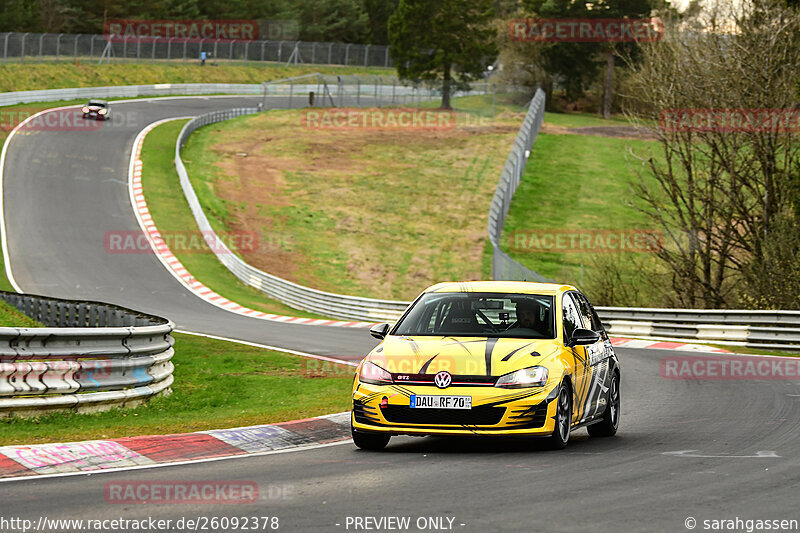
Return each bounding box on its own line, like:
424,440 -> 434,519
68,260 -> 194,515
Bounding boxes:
88,101 -> 107,107
392,292 -> 556,339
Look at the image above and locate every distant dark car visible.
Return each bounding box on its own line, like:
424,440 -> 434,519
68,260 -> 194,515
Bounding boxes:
82,100 -> 110,121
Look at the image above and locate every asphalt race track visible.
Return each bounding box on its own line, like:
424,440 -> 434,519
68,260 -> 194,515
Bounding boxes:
3,98 -> 800,532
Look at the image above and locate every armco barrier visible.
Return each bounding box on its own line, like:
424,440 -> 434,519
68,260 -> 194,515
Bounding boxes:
488,88 -> 551,282
0,82 -> 263,107
175,108 -> 410,322
596,307 -> 800,351
0,291 -> 174,416
170,99 -> 799,349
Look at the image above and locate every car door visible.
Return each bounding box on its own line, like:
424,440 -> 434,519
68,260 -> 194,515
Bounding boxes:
574,291 -> 612,422
561,292 -> 590,424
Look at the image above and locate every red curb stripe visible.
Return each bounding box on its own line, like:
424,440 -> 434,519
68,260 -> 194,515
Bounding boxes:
0,454 -> 37,478
116,433 -> 246,463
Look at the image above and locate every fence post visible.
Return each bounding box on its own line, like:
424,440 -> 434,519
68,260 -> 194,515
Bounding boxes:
3,34 -> 9,62
364,44 -> 370,67
244,41 -> 249,64
183,39 -> 187,62
136,38 -> 141,62
345,43 -> 352,65
328,43 -> 333,65
20,33 -> 28,63
39,34 -> 45,62
385,47 -> 390,68
151,37 -> 156,63
56,33 -> 62,61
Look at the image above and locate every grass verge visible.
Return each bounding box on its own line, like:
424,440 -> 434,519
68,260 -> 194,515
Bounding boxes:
0,301 -> 43,327
181,104 -> 525,301
501,132 -> 665,306
0,62 -> 392,93
0,332 -> 354,446
140,120 -> 332,319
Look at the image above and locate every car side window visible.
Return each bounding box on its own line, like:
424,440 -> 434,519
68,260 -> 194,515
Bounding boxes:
574,293 -> 603,333
561,294 -> 583,342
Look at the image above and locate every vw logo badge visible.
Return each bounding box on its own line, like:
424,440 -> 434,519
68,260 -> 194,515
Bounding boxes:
434,371 -> 452,389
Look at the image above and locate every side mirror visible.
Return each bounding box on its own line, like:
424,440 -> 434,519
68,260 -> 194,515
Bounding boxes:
369,323 -> 390,340
568,328 -> 601,347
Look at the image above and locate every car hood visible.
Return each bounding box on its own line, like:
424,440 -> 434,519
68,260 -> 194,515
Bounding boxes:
365,336 -> 560,377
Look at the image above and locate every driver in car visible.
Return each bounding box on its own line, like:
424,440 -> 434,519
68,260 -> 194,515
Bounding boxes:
512,300 -> 548,336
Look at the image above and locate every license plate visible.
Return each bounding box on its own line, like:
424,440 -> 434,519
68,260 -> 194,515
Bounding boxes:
410,395 -> 471,409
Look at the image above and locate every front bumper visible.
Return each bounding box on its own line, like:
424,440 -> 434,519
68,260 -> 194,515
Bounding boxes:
352,382 -> 560,437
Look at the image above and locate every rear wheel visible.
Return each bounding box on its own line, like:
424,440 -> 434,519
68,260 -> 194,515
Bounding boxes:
588,372 -> 620,437
545,384 -> 571,450
351,422 -> 390,451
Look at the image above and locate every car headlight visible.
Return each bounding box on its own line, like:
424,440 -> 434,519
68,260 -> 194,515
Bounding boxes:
98,108 -> 108,115
359,362 -> 392,385
82,107 -> 90,113
495,366 -> 549,388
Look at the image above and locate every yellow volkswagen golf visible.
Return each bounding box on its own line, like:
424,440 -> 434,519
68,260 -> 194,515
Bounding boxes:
351,281 -> 620,450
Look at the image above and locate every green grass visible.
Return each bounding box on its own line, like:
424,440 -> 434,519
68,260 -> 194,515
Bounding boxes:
542,111 -> 633,128
0,62 -> 392,93
140,120 -> 331,319
0,332 -> 354,445
502,132 -> 664,305
181,104 -> 525,301
0,300 -> 43,327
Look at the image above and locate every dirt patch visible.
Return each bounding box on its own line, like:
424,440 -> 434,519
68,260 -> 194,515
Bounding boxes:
541,123 -> 657,140
192,110 -> 521,298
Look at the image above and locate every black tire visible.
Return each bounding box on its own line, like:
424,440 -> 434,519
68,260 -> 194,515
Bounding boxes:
351,424 -> 390,451
588,372 -> 620,437
545,383 -> 572,450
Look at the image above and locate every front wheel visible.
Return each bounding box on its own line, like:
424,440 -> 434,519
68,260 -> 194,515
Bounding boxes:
545,384 -> 571,450
588,372 -> 620,437
351,422 -> 390,451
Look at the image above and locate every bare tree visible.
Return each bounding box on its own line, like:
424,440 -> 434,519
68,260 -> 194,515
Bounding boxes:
622,0 -> 800,308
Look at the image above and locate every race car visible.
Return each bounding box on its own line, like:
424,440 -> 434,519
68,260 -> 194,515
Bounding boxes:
351,281 -> 620,450
82,100 -> 110,121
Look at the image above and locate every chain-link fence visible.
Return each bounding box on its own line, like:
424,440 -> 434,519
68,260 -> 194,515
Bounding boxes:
260,73 -> 498,109
0,32 -> 394,67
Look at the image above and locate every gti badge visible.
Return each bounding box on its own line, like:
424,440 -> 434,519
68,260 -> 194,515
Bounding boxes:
434,371 -> 452,389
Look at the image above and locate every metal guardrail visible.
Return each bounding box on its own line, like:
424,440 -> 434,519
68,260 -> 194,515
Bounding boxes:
0,292 -> 174,416
0,83 -> 264,107
0,32 -> 394,68
171,95 -> 799,349
488,88 -> 551,283
597,307 -> 800,351
175,108 -> 410,322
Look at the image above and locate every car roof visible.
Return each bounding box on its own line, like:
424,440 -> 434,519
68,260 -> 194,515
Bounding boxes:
423,280 -> 575,296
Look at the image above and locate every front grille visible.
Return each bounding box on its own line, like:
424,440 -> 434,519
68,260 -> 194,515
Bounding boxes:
380,405 -> 506,426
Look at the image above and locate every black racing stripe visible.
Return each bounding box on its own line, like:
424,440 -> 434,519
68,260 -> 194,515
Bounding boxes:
419,353 -> 439,374
485,337 -> 498,376
444,337 -> 476,355
500,342 -> 533,362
